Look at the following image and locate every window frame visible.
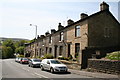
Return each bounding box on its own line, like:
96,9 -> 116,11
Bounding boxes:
75,25 -> 80,37
60,31 -> 64,41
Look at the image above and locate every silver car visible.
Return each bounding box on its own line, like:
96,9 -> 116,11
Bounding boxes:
40,59 -> 68,73
28,59 -> 41,68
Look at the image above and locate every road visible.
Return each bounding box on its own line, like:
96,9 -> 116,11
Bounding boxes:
2,59 -> 92,78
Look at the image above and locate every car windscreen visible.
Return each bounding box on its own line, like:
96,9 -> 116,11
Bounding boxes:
23,58 -> 28,60
50,60 -> 61,64
33,59 -> 41,62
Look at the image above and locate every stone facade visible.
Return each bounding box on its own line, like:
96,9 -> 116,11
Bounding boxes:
25,2 -> 120,69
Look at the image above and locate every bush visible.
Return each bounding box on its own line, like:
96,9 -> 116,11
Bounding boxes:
17,55 -> 24,58
58,56 -> 69,61
44,53 -> 53,59
68,54 -> 73,60
75,53 -> 79,58
105,51 -> 120,60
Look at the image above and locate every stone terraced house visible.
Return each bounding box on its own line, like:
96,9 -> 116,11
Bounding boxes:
25,2 -> 120,69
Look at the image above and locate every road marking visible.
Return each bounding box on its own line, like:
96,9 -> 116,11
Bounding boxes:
22,68 -> 27,71
34,72 -> 48,78
26,69 -> 29,71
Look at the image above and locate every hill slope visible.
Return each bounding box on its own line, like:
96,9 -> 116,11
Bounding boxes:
0,37 -> 29,42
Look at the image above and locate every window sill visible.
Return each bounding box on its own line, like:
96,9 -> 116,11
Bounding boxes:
75,36 -> 81,39
59,40 -> 64,42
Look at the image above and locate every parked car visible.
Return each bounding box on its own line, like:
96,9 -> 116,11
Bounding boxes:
18,57 -> 23,63
15,57 -> 19,62
20,58 -> 29,64
28,59 -> 41,68
40,59 -> 68,73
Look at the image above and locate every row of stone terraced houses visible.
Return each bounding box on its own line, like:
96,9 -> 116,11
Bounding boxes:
24,2 -> 120,69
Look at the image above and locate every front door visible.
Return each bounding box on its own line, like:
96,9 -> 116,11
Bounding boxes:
68,44 -> 71,57
54,45 -> 57,58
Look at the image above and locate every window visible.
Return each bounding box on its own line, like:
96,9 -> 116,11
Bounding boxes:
49,48 -> 52,53
104,27 -> 112,38
46,47 -> 48,54
75,26 -> 80,37
59,46 -> 63,56
75,43 -> 80,58
60,32 -> 64,41
49,36 -> 52,43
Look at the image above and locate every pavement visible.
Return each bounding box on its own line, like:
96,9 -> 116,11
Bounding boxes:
69,69 -> 120,79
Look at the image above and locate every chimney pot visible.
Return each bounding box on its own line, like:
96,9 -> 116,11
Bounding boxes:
100,1 -> 109,11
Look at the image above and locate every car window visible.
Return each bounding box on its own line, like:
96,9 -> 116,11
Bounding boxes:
47,60 -> 50,64
33,59 -> 41,62
50,60 -> 61,64
23,58 -> 28,60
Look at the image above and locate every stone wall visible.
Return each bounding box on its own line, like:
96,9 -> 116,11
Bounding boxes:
60,60 -> 80,70
87,59 -> 120,75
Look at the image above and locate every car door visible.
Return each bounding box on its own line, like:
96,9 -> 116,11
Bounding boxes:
42,59 -> 47,70
46,60 -> 51,70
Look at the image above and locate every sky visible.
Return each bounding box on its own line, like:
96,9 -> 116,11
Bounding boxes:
0,0 -> 119,40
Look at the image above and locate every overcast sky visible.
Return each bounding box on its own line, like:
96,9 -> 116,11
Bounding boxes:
0,0 -> 119,40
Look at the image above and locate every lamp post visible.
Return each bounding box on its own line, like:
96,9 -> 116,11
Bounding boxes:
30,24 -> 38,58
30,24 -> 37,39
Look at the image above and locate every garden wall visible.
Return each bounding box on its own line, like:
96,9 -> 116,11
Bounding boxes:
87,59 -> 120,75
60,60 -> 80,70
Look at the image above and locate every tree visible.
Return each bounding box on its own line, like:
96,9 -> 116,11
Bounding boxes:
2,39 -> 15,53
2,46 -> 13,59
2,39 -> 15,58
15,46 -> 25,55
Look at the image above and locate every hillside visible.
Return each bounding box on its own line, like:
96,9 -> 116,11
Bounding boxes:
0,37 -> 29,42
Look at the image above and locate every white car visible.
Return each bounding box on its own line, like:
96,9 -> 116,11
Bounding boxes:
40,59 -> 68,73
15,57 -> 19,62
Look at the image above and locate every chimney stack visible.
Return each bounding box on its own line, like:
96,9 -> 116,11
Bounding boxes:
100,1 -> 109,11
80,13 -> 88,19
58,23 -> 64,30
37,35 -> 40,39
67,19 -> 74,25
51,29 -> 56,34
40,35 -> 45,38
45,31 -> 50,36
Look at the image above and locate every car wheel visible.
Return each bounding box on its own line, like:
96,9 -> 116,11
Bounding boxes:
31,64 -> 34,68
41,66 -> 44,71
28,64 -> 30,67
50,67 -> 54,73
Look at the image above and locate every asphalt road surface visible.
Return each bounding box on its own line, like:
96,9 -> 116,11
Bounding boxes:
1,59 -> 110,80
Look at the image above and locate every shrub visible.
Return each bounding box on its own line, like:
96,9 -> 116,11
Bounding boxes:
17,55 -> 24,58
58,56 -> 69,60
105,51 -> 120,60
75,53 -> 79,58
44,53 -> 53,59
68,54 -> 73,60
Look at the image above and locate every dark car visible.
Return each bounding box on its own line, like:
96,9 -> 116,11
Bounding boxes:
28,59 -> 41,68
20,58 -> 29,64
